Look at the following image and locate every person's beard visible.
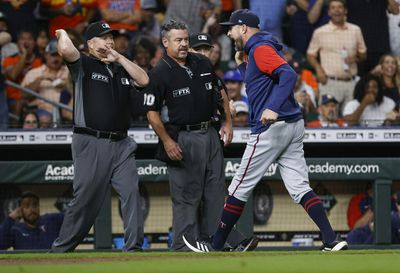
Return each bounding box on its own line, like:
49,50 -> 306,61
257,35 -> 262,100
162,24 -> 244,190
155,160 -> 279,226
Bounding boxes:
23,213 -> 39,227
326,110 -> 338,122
234,37 -> 244,51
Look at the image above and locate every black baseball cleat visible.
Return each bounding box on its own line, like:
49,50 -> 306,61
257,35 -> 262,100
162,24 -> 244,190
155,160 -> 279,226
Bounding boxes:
182,234 -> 216,252
321,235 -> 348,251
233,236 -> 259,252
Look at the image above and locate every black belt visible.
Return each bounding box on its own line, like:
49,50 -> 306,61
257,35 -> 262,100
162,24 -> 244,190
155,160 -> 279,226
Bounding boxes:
178,121 -> 212,132
328,76 -> 356,82
73,127 -> 127,140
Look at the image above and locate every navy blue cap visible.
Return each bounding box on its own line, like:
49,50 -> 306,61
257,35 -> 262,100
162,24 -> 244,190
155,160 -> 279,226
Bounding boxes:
45,39 -> 58,54
321,94 -> 338,105
220,9 -> 260,28
224,69 -> 242,82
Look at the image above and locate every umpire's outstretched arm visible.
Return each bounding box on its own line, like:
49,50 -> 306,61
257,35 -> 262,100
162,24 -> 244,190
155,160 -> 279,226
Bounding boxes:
55,29 -> 80,63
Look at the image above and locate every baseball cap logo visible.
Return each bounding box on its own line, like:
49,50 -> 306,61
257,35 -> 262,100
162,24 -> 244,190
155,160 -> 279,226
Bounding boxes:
238,19 -> 243,23
198,35 -> 207,41
101,23 -> 110,29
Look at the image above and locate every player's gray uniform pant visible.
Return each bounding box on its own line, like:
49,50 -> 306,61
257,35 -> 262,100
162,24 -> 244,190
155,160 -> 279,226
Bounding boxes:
168,127 -> 245,251
51,134 -> 143,252
229,119 -> 312,204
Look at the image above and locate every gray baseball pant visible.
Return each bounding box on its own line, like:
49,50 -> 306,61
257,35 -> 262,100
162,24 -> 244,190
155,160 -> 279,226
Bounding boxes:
168,128 -> 246,251
229,119 -> 312,204
51,134 -> 144,252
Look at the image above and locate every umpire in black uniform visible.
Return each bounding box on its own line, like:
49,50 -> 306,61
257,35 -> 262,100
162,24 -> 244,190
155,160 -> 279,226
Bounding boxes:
146,20 -> 234,251
51,22 -> 149,252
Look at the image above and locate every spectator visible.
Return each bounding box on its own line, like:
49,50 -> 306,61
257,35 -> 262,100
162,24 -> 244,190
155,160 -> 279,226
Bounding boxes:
307,0 -> 330,28
0,191 -> 64,250
282,46 -> 319,93
150,44 -> 163,67
21,110 -> 39,129
343,74 -> 397,127
286,0 -> 313,54
231,100 -> 249,127
0,75 -> 7,129
220,0 -> 242,23
40,0 -> 98,38
0,13 -> 12,130
249,0 -> 287,41
2,30 -> 42,117
346,0 -> 400,76
98,0 -> 142,38
371,54 -> 400,109
291,60 -> 317,122
388,0 -> 400,56
0,12 -> 18,62
129,41 -> 155,126
209,41 -> 224,79
21,40 -> 70,128
132,41 -> 154,72
307,94 -> 347,127
0,0 -> 39,41
35,29 -> 50,58
65,28 -> 86,52
113,29 -> 131,57
223,69 -> 248,105
163,0 -> 221,34
307,0 -> 367,113
59,87 -> 73,127
139,0 -> 161,42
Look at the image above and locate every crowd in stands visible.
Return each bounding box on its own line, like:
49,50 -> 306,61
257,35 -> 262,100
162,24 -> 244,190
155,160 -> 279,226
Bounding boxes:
0,0 -> 399,130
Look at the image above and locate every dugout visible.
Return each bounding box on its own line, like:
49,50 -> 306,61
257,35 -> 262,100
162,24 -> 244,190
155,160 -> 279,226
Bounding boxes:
0,128 -> 399,250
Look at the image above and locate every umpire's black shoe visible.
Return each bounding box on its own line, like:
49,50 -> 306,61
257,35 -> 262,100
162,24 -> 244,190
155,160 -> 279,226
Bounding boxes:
321,235 -> 348,251
233,236 -> 259,252
182,234 -> 216,252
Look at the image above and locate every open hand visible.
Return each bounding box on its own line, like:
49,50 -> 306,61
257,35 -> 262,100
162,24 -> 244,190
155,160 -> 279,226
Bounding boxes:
100,47 -> 120,63
164,139 -> 183,161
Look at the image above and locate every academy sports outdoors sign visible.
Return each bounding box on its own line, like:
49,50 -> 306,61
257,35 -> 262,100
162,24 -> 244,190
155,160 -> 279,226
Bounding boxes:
0,158 -> 399,184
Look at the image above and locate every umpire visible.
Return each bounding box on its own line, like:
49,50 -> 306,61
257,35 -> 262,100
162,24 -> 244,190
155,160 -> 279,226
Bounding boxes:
146,20 -> 233,251
51,21 -> 149,252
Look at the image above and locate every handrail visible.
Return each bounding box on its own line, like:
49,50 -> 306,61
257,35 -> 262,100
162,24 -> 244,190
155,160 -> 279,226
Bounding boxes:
5,80 -> 73,112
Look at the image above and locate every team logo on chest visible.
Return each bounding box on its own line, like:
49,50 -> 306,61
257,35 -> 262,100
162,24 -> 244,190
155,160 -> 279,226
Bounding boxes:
92,72 -> 109,83
173,87 -> 191,98
121,78 -> 130,85
205,82 -> 213,90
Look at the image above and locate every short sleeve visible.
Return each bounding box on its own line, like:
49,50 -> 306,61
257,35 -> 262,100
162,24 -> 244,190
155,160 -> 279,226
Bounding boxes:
307,29 -> 321,56
253,45 -> 287,76
343,100 -> 359,116
355,27 -> 367,54
66,55 -> 82,82
143,71 -> 164,112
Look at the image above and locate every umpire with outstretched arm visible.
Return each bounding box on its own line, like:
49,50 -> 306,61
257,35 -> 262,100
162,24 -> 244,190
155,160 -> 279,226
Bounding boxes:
51,21 -> 149,252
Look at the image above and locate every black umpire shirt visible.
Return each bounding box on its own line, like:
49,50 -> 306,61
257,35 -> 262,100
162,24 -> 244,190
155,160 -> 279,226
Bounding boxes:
67,53 -> 136,131
146,52 -> 220,125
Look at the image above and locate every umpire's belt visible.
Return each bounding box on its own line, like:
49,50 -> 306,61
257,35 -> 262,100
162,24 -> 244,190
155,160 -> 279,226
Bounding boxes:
178,121 -> 212,132
73,127 -> 127,140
